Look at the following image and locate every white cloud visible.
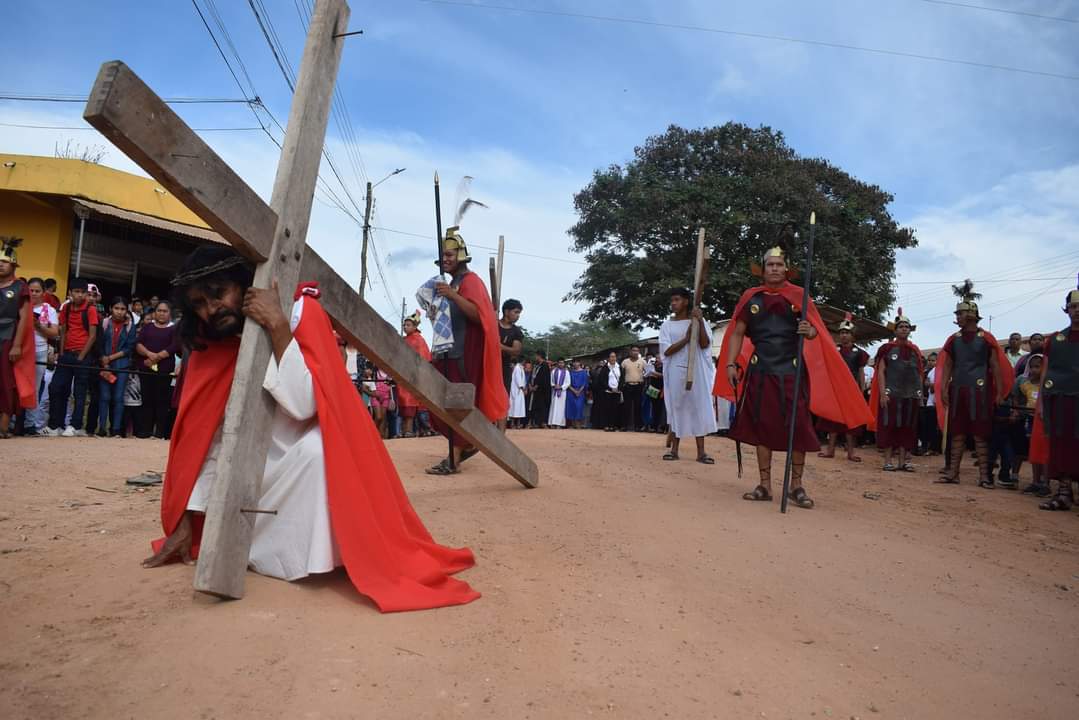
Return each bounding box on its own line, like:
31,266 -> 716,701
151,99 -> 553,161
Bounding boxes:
893,163 -> 1079,347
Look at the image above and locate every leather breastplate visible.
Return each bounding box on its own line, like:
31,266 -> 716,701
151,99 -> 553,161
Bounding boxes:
746,296 -> 798,376
951,332 -> 989,389
885,347 -> 921,400
840,347 -> 863,380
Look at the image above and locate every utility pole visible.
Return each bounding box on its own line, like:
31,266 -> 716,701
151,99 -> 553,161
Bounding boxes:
359,180 -> 373,296
401,297 -> 406,336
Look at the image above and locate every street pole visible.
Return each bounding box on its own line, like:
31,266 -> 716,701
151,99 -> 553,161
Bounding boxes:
401,297 -> 406,336
359,180 -> 373,295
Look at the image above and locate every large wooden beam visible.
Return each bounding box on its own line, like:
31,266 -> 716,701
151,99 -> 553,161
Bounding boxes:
301,249 -> 539,488
84,61 -> 274,263
82,59 -> 538,490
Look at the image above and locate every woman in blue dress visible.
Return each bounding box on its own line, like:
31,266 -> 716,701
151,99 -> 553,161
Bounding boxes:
566,360 -> 590,429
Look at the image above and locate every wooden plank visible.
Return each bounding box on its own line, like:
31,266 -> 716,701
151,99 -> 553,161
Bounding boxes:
83,61 -> 274,263
192,0 -> 351,599
685,227 -> 707,390
444,383 -> 477,419
302,249 -> 539,488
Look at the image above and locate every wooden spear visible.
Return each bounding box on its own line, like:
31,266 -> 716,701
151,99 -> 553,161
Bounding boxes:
780,212 -> 816,514
685,227 -> 708,390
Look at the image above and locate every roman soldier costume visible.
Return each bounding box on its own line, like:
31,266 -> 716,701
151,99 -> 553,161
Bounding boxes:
1038,278 -> 1079,511
868,309 -> 924,461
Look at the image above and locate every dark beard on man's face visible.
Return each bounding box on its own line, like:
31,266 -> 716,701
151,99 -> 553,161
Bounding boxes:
201,309 -> 245,340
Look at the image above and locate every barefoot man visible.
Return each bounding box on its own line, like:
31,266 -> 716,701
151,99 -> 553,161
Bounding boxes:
143,246 -> 479,612
715,245 -> 871,509
816,312 -> 868,462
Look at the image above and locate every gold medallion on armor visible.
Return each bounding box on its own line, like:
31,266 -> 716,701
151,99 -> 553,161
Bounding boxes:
792,358 -> 798,367
976,378 -> 985,386
1045,379 -> 1054,389
750,354 -> 759,365
890,353 -> 898,361
1057,333 -> 1066,342
750,303 -> 760,315
3,290 -> 13,300
977,331 -> 984,337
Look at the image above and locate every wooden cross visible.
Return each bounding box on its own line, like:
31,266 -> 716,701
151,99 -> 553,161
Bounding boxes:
82,0 -> 538,601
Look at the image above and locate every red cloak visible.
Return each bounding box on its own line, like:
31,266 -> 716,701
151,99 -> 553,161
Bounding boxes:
456,271 -> 509,422
933,328 -> 1013,431
398,331 -> 432,409
867,340 -> 925,432
7,281 -> 37,409
155,285 -> 480,612
713,282 -> 872,430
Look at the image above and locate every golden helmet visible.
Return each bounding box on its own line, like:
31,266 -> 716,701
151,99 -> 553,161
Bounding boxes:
437,226 -> 471,264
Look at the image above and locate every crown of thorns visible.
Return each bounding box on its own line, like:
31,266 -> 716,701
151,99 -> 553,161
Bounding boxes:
170,255 -> 250,286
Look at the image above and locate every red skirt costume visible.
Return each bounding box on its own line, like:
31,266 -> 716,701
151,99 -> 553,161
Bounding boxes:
934,328 -> 1012,438
397,330 -> 432,418
0,279 -> 35,415
1041,328 -> 1079,479
715,284 -> 871,454
869,341 -> 924,451
816,344 -> 868,435
430,271 -> 509,447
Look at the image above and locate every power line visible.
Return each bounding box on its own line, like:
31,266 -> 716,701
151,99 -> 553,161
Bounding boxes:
420,0 -> 1079,82
371,225 -> 589,265
989,278 -> 1073,320
0,120 -> 263,132
909,0 -> 1079,24
896,275 -> 1073,286
896,248 -> 1079,306
0,92 -> 251,104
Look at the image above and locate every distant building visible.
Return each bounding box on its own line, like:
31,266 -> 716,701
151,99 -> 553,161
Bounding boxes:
0,153 -> 225,301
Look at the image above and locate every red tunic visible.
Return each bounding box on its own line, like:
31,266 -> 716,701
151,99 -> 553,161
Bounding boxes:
397,331 -> 432,412
0,279 -> 35,415
715,283 -> 872,453
869,341 -> 924,450
934,328 -> 1012,438
1042,328 -> 1079,479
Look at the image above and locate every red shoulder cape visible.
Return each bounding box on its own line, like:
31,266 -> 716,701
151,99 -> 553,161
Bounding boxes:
713,283 -> 872,429
867,341 -> 925,431
155,290 -> 480,613
14,303 -> 36,408
933,329 -> 1014,430
457,272 -> 509,422
397,331 -> 432,408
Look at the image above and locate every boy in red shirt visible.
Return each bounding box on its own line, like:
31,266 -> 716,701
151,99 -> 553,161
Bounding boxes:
43,278 -> 99,436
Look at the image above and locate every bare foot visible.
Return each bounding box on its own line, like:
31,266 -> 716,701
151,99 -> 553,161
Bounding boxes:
817,451 -> 835,459
143,512 -> 195,568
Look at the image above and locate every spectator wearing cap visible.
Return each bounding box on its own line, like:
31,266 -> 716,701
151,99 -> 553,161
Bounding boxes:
42,278 -> 99,436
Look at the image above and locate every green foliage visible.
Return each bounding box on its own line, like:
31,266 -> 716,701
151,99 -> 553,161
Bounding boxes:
567,123 -> 917,330
521,320 -> 638,360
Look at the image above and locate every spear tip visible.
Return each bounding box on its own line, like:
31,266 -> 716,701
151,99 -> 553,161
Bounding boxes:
434,171 -> 440,184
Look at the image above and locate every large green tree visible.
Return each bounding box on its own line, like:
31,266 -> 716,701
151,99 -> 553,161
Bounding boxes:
522,320 -> 638,360
567,123 -> 917,330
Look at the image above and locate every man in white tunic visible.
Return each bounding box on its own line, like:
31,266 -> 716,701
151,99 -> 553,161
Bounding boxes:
547,358 -> 571,428
509,359 -> 527,425
141,245 -> 479,612
659,287 -> 717,463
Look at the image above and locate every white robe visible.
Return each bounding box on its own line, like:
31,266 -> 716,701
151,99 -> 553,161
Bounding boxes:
509,363 -> 527,418
187,300 -> 340,581
659,317 -> 719,439
547,367 -> 571,427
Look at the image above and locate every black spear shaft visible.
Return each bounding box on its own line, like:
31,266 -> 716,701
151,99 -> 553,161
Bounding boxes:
434,172 -> 456,470
780,211 -> 816,513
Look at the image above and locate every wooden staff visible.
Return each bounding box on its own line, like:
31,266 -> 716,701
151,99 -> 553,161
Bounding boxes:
434,172 -> 455,470
780,212 -> 816,514
685,227 -> 708,390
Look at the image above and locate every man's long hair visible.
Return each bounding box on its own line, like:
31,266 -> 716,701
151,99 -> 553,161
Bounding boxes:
172,245 -> 254,352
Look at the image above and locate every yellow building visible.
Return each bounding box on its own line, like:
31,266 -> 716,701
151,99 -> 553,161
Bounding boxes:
0,153 -> 223,301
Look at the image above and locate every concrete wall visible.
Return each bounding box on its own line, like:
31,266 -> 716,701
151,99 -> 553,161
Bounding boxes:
0,191 -> 71,296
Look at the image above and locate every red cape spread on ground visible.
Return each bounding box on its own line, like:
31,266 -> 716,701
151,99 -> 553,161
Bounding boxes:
457,272 -> 509,422
867,341 -> 925,432
398,331 -> 432,408
713,282 -> 872,430
933,329 -> 1014,431
14,302 -> 36,409
154,286 -> 480,612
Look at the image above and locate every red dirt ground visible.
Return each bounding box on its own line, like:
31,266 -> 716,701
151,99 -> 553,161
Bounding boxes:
2,430 -> 1077,719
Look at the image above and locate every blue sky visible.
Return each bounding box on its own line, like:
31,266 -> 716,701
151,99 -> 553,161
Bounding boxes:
2,0 -> 1077,346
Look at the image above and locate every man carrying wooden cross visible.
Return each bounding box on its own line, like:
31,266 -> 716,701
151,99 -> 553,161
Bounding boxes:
426,227 -> 509,475
143,245 -> 480,613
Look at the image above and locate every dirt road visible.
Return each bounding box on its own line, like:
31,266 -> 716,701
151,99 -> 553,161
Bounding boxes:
2,431 -> 1077,719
